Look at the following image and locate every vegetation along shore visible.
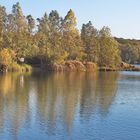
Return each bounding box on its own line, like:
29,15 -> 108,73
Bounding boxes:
0,2 -> 140,72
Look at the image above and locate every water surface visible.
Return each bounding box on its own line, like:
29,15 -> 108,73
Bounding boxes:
0,71 -> 140,140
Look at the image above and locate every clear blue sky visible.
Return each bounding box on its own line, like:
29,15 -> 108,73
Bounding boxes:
1,0 -> 140,39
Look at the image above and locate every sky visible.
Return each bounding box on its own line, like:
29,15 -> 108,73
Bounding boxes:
1,0 -> 140,39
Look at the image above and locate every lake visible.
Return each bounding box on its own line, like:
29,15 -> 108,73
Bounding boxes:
0,71 -> 140,140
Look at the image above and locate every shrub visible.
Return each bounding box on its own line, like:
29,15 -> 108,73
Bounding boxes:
22,64 -> 32,72
0,49 -> 16,67
8,63 -> 32,72
8,63 -> 21,72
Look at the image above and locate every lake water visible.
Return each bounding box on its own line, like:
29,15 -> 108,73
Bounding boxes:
0,71 -> 140,140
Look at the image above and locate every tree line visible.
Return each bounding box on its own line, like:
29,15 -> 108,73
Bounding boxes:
116,38 -> 140,64
0,2 -> 138,70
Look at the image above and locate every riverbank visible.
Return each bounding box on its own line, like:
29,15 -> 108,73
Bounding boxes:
32,61 -> 140,72
0,63 -> 32,73
99,62 -> 140,71
99,63 -> 140,71
47,61 -> 97,72
1,61 -> 140,73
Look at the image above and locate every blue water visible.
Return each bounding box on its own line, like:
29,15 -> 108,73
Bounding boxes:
0,71 -> 140,140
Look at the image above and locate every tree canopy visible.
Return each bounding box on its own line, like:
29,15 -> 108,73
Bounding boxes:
1,2 -> 134,70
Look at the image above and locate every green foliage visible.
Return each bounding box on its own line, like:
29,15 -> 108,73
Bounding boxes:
63,9 -> 83,60
0,2 -> 134,72
81,21 -> 99,62
63,9 -> 76,31
117,38 -> 140,64
22,64 -> 32,72
8,62 -> 21,71
8,63 -> 32,72
98,27 -> 121,67
53,51 -> 69,64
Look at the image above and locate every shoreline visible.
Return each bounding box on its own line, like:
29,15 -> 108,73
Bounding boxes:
1,61 -> 140,73
32,61 -> 140,73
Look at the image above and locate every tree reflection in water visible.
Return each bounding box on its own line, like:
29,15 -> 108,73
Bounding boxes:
0,71 -> 119,139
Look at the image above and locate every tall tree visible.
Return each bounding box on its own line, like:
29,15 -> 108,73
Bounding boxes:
98,26 -> 121,67
12,2 -> 27,32
63,9 -> 76,31
0,6 -> 7,34
36,13 -> 52,65
81,21 -> 99,62
9,2 -> 30,59
63,9 -> 82,60
0,6 -> 7,50
49,10 -> 62,51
